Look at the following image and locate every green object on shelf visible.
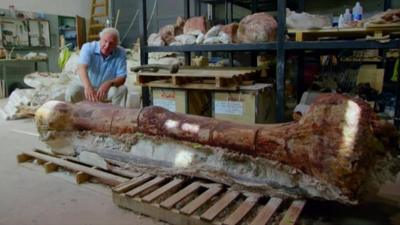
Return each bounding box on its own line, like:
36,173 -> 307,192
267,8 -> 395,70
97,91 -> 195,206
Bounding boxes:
58,46 -> 72,70
392,58 -> 399,82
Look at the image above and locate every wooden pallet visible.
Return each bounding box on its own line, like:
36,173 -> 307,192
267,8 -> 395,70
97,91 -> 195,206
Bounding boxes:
112,176 -> 306,225
17,150 -> 306,225
136,68 -> 261,89
288,26 -> 400,42
17,149 -> 130,186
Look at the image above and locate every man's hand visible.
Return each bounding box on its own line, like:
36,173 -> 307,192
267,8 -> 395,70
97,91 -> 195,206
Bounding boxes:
96,81 -> 112,101
84,86 -> 98,102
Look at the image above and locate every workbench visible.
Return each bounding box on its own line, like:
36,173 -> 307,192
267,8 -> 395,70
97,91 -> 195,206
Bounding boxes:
0,58 -> 49,97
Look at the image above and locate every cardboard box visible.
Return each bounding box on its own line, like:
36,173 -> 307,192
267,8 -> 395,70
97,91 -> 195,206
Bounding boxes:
212,83 -> 275,124
151,88 -> 187,113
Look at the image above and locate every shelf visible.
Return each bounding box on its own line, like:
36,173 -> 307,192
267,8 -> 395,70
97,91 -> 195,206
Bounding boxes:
285,39 -> 400,50
144,40 -> 400,53
145,43 -> 277,53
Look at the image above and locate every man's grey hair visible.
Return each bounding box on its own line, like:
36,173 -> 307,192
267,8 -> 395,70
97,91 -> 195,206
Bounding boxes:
99,27 -> 120,44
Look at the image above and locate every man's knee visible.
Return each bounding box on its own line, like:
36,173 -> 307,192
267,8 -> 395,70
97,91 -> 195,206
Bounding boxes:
65,84 -> 84,103
108,85 -> 127,98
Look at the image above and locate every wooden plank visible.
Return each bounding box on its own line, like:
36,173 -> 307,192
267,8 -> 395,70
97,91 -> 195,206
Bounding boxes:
223,194 -> 260,225
112,174 -> 153,194
249,197 -> 283,225
160,182 -> 201,209
126,176 -> 167,197
144,79 -> 239,91
17,153 -> 34,163
93,2 -> 106,7
278,200 -> 306,225
138,68 -> 258,78
22,151 -> 129,186
91,13 -> 108,18
43,162 -> 58,173
295,32 -> 303,42
180,185 -> 223,215
142,178 -> 185,203
113,193 -> 211,225
36,159 -> 47,165
76,171 -> 91,184
76,15 -> 87,49
89,23 -> 104,29
200,191 -> 240,221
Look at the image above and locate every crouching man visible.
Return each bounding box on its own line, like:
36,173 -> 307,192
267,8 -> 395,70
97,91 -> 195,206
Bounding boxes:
66,27 -> 127,106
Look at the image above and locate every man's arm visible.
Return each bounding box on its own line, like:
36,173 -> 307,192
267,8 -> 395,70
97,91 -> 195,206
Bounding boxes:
96,76 -> 126,101
78,64 -> 98,102
96,48 -> 127,101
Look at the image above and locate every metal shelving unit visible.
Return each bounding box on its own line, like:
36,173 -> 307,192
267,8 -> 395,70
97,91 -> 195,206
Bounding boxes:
139,0 -> 399,126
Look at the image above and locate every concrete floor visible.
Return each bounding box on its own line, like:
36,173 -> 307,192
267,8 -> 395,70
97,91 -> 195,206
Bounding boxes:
0,99 -> 399,225
0,99 -> 164,225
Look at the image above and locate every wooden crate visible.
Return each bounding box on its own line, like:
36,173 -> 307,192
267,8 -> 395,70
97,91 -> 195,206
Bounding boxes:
212,84 -> 274,124
151,88 -> 187,113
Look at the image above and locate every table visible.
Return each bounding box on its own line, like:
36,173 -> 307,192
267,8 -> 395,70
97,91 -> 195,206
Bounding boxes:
0,58 -> 49,97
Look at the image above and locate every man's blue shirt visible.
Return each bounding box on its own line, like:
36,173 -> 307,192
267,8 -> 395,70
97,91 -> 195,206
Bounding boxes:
78,41 -> 127,88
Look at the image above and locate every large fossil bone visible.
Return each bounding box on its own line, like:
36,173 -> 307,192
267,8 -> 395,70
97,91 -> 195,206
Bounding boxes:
35,94 -> 399,204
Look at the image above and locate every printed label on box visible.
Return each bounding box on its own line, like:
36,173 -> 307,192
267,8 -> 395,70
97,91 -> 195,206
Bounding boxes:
215,100 -> 243,115
153,99 -> 176,112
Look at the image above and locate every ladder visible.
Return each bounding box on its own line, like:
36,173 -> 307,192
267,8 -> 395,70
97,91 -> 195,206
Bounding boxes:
88,0 -> 109,41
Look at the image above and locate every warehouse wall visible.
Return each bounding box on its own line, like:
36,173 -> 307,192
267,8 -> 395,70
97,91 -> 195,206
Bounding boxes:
0,0 -> 90,18
112,0 -> 197,48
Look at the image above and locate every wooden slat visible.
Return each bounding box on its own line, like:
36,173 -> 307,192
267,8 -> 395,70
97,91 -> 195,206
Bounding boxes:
112,174 -> 153,194
160,182 -> 201,209
138,69 -> 258,78
89,23 -> 105,29
126,176 -> 167,197
278,200 -> 306,225
22,151 -> 128,186
200,191 -> 240,221
36,159 -> 47,165
17,153 -> 34,163
89,34 -> 99,39
76,171 -> 91,184
250,197 -> 283,225
43,162 -> 58,173
223,194 -> 260,225
142,178 -> 184,203
180,185 -> 223,215
93,2 -> 106,7
91,13 -> 108,18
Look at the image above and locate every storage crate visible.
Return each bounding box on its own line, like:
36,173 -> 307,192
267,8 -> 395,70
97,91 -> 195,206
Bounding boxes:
212,83 -> 275,124
151,88 -> 187,113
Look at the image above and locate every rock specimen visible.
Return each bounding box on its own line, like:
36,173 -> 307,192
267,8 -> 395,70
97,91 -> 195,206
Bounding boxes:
237,12 -> 277,43
286,9 -> 331,29
183,16 -> 207,34
35,94 -> 399,204
365,9 -> 400,27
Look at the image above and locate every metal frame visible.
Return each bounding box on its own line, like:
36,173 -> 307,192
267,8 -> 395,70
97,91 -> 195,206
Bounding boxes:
139,0 -> 400,126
